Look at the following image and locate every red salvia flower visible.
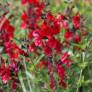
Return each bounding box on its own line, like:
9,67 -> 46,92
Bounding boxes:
34,37 -> 43,46
61,52 -> 72,67
4,41 -> 28,59
0,65 -> 11,84
46,37 -> 62,52
29,43 -> 36,52
12,80 -> 17,90
57,64 -> 65,80
9,60 -> 19,74
62,20 -> 69,30
4,42 -> 19,59
57,64 -> 67,88
0,17 -> 14,41
74,34 -> 81,43
72,14 -> 80,29
43,46 -> 52,56
64,30 -> 74,42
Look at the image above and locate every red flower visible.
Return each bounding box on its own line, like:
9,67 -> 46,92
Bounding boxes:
64,31 -> 74,42
4,42 -> 19,59
9,60 -> 19,74
57,64 -> 65,80
43,46 -> 52,56
12,80 -> 17,90
32,30 -> 40,38
57,64 -> 67,88
61,52 -> 72,67
61,52 -> 69,61
0,65 -> 11,84
72,14 -> 80,29
21,12 -> 28,22
29,43 -> 35,52
39,13 -> 60,37
57,14 -> 69,30
74,35 -> 81,43
20,12 -> 28,29
57,14 -> 65,22
4,41 -> 27,59
33,30 -> 43,47
51,21 -> 60,35
47,37 -> 62,52
39,22 -> 52,37
20,22 -> 27,29
0,17 -> 14,41
46,12 -> 55,21
62,20 -> 69,30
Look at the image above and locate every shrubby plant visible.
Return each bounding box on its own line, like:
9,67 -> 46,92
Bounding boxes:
0,0 -> 92,92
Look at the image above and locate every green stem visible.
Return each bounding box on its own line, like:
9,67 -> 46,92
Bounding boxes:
76,52 -> 85,92
23,57 -> 33,92
19,71 -> 27,92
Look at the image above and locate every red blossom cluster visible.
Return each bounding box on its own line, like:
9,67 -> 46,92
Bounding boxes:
0,16 -> 14,42
0,15 -> 25,90
0,57 -> 19,90
0,0 -> 89,91
20,0 -> 87,91
20,0 -> 88,91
